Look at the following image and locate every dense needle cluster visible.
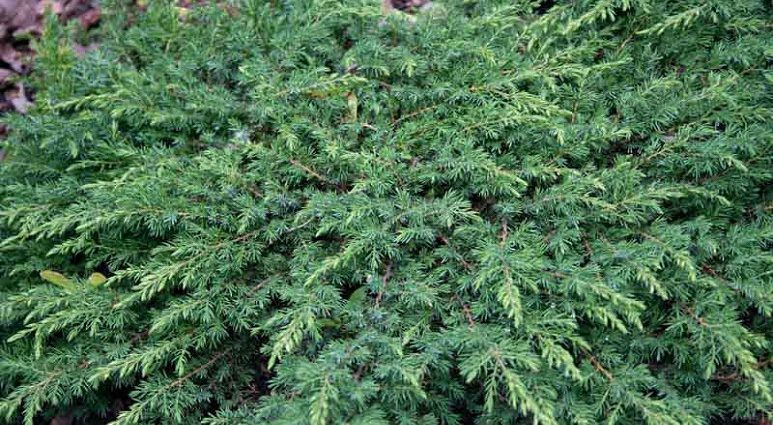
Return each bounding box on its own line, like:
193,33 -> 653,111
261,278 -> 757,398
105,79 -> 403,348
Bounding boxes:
0,0 -> 771,424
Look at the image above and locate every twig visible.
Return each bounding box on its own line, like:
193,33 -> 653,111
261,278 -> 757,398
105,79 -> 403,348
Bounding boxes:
129,330 -> 149,345
247,184 -> 262,198
583,349 -> 613,381
352,362 -> 369,381
289,159 -> 329,183
453,295 -> 475,327
169,349 -> 231,388
543,229 -> 556,244
247,277 -> 271,296
712,372 -> 739,382
713,359 -> 773,383
682,306 -> 708,327
438,235 -> 472,270
391,104 -> 441,128
543,270 -> 567,279
582,236 -> 593,259
289,159 -> 348,191
374,261 -> 393,308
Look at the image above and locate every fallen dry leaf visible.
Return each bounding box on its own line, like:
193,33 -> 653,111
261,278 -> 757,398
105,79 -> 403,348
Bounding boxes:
36,0 -> 63,15
72,41 -> 97,57
7,84 -> 33,113
1,0 -> 38,31
78,7 -> 99,28
0,68 -> 12,84
10,94 -> 32,113
61,0 -> 93,20
0,43 -> 28,73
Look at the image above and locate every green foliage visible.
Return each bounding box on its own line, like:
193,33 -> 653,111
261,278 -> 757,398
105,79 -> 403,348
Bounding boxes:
1,0 -> 771,423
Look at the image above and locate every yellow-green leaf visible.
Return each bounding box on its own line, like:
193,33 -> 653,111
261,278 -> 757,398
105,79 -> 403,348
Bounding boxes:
40,270 -> 75,290
88,272 -> 108,287
318,318 -> 341,328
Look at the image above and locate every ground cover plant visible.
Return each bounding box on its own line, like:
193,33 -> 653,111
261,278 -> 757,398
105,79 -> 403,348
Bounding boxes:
0,0 -> 771,423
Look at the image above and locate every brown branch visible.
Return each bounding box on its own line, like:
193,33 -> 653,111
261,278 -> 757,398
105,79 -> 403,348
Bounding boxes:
169,349 -> 231,389
352,362 -> 369,381
374,261 -> 393,308
682,306 -> 708,327
289,159 -> 349,191
700,265 -> 744,295
289,159 -> 329,183
614,31 -> 637,55
247,184 -> 262,199
582,236 -> 593,259
499,219 -> 509,246
712,359 -> 773,383
438,235 -> 472,270
712,372 -> 740,382
543,270 -> 568,279
453,295 -> 476,327
543,228 -> 556,244
129,330 -> 149,345
583,349 -> 613,381
701,265 -> 723,279
391,104 -> 441,128
247,277 -> 271,296
233,232 -> 257,243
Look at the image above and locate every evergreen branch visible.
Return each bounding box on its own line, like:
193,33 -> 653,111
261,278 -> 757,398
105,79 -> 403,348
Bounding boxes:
288,159 -> 347,191
169,349 -> 231,389
438,235 -> 472,270
582,349 -> 613,381
681,306 -> 708,327
392,104 -> 441,128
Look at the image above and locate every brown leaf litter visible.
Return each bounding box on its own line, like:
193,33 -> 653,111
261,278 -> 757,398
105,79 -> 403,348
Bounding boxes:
0,0 -> 100,162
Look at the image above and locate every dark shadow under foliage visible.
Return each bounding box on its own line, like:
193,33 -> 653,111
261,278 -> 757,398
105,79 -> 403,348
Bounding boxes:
0,0 -> 771,424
